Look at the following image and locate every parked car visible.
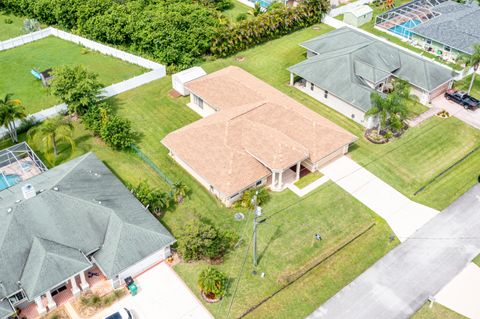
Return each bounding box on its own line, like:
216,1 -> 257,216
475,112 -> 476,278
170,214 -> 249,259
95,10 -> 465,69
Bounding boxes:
105,308 -> 134,319
444,89 -> 479,110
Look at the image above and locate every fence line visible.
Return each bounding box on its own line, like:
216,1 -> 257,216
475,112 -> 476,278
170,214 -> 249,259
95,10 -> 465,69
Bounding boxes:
0,27 -> 165,72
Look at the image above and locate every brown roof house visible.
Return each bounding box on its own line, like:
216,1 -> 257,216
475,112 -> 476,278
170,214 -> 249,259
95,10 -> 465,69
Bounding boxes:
162,67 -> 357,206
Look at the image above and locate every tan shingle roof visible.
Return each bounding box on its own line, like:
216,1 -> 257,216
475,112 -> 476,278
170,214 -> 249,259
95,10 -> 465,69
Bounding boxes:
163,67 -> 357,196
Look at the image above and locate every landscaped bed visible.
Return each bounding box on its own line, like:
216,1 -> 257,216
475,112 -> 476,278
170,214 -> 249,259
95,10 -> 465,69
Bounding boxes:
0,36 -> 146,114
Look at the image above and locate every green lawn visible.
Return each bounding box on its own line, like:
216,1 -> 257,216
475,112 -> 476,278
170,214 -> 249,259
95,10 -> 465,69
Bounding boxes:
223,1 -> 251,22
294,171 -> 323,189
0,36 -> 146,114
359,1 -> 462,70
473,254 -> 480,267
412,303 -> 467,319
454,74 -> 480,99
0,11 -> 26,41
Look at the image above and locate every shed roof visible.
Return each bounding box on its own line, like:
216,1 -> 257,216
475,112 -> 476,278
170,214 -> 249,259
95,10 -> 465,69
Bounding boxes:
289,27 -> 456,112
411,1 -> 480,55
348,5 -> 373,17
0,153 -> 175,300
172,67 -> 206,83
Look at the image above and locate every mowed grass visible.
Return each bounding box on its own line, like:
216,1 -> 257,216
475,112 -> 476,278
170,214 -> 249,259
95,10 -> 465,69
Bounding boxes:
454,74 -> 480,99
0,74 -> 397,319
223,1 -> 251,22
0,36 -> 146,114
197,24 -> 480,210
412,303 -> 468,319
294,171 -> 323,189
0,11 -> 26,40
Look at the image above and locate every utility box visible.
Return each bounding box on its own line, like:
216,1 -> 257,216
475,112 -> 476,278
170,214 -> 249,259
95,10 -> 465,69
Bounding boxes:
172,67 -> 206,96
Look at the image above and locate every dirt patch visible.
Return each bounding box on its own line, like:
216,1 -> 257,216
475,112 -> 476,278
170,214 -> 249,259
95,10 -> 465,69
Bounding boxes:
235,56 -> 246,62
42,306 -> 71,319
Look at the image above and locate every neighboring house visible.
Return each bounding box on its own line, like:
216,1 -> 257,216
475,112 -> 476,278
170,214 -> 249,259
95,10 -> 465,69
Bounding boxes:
162,66 -> 357,206
0,150 -> 175,318
288,27 -> 456,128
410,1 -> 480,61
343,5 -> 373,27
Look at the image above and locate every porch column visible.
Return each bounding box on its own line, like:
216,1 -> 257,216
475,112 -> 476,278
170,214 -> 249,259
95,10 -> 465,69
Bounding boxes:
35,296 -> 47,315
70,276 -> 81,296
296,162 -> 301,181
79,271 -> 90,291
290,73 -> 294,86
271,172 -> 276,189
45,291 -> 56,310
278,170 -> 283,188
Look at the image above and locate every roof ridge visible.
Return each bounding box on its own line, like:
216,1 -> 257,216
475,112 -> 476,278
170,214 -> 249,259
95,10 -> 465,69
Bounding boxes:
53,152 -> 93,186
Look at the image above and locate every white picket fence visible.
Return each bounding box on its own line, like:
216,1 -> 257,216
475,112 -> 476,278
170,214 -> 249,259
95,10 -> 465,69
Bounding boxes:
0,27 -> 167,137
0,27 -> 165,71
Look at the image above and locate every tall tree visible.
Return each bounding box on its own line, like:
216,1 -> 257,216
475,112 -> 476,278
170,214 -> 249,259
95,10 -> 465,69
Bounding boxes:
27,116 -> 75,160
465,44 -> 480,95
0,94 -> 27,143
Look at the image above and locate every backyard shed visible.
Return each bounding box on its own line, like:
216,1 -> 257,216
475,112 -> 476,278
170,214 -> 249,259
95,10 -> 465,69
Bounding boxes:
343,5 -> 373,27
172,67 -> 206,96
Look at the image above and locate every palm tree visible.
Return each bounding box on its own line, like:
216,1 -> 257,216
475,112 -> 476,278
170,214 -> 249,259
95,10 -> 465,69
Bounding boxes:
28,116 -> 75,160
250,2 -> 262,17
465,44 -> 480,95
172,181 -> 189,204
0,94 -> 27,143
366,92 -> 405,133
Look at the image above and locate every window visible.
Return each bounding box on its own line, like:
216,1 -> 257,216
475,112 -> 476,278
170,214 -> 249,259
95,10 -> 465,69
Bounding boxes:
426,39 -> 432,45
9,291 -> 26,305
310,83 -> 314,91
193,95 -> 204,109
444,46 -> 451,52
324,90 -> 328,98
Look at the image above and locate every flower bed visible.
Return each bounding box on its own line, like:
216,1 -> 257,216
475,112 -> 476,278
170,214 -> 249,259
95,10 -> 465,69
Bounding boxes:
72,289 -> 126,318
365,125 -> 408,144
436,109 -> 451,118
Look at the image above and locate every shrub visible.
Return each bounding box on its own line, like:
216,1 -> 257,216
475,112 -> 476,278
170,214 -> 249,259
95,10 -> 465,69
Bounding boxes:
50,65 -> 102,115
129,180 -> 173,215
22,19 -> 40,33
235,13 -> 248,22
100,115 -> 136,150
238,187 -> 270,209
198,267 -> 228,299
82,101 -> 111,136
177,220 -> 237,262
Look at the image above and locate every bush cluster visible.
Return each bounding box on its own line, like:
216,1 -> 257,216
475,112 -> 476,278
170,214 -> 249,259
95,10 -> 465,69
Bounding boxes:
177,220 -> 238,262
0,0 -> 221,69
211,0 -> 330,57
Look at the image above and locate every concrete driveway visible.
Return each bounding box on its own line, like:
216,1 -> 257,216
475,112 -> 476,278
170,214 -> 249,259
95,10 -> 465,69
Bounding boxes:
435,263 -> 480,319
320,156 -> 438,241
306,184 -> 480,319
96,262 -> 213,319
431,95 -> 480,130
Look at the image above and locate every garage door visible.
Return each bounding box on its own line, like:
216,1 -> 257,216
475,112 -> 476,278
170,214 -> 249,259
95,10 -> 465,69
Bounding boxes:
118,247 -> 169,281
430,82 -> 450,100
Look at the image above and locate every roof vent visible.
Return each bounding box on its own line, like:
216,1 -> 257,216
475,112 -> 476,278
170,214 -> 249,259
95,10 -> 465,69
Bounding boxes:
53,186 -> 59,191
7,207 -> 12,213
21,184 -> 36,200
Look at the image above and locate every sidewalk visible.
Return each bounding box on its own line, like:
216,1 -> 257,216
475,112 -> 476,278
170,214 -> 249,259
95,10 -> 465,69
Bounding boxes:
320,156 -> 438,241
287,175 -> 330,197
407,107 -> 441,127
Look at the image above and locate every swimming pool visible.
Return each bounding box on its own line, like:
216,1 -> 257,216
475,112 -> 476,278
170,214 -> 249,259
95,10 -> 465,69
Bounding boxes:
249,0 -> 272,8
388,19 -> 421,39
0,174 -> 21,191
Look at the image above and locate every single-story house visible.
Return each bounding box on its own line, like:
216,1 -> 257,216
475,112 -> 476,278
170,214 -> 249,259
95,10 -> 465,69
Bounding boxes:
343,5 -> 373,27
288,27 -> 457,128
0,151 -> 175,318
162,66 -> 357,206
410,1 -> 480,61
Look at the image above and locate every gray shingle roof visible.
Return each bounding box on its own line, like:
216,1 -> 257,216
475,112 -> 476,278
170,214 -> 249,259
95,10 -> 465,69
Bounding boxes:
0,300 -> 13,319
411,1 -> 480,55
289,27 -> 456,112
0,152 -> 175,300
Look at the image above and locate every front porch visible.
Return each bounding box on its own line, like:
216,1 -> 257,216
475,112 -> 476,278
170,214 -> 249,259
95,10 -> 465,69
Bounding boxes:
270,162 -> 303,192
18,266 -> 109,319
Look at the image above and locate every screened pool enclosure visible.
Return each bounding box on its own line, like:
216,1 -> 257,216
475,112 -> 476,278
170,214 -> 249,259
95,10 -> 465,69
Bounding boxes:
375,0 -> 448,39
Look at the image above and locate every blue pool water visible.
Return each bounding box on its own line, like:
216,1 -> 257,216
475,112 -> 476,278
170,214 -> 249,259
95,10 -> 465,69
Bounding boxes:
0,174 -> 21,191
250,0 -> 272,8
389,19 -> 421,39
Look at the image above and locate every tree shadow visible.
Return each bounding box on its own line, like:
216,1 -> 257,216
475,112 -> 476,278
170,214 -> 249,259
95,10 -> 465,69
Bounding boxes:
257,225 -> 282,265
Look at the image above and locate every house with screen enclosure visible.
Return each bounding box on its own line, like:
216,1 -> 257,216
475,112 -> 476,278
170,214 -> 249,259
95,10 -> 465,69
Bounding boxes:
375,0 -> 480,62
162,66 -> 357,206
288,27 -> 456,128
0,149 -> 175,319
